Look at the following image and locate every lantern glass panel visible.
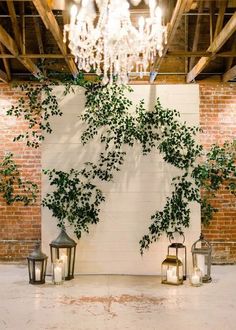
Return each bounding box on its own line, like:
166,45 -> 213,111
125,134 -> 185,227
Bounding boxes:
192,234 -> 212,283
27,245 -> 47,285
161,255 -> 183,285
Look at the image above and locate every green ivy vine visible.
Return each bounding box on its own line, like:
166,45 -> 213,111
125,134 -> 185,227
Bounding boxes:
0,153 -> 38,205
6,77 -> 236,253
42,169 -> 105,239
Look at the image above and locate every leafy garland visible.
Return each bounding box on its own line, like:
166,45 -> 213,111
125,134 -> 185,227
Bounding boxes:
6,77 -> 236,253
0,153 -> 38,205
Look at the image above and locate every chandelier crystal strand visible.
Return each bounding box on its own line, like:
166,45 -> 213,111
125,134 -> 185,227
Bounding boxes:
64,0 -> 167,84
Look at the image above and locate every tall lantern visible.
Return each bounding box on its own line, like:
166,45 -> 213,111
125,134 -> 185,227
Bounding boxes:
50,229 -> 77,280
27,243 -> 48,285
191,233 -> 212,283
161,255 -> 183,285
168,233 -> 187,280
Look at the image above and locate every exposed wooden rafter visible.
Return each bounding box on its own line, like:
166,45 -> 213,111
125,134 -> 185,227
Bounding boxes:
214,0 -> 228,40
187,11 -> 236,83
0,69 -> 9,83
189,0 -> 204,70
7,1 -> 23,51
0,24 -> 41,77
223,64 -> 236,82
0,42 -> 11,80
153,0 -> 194,72
32,0 -> 78,77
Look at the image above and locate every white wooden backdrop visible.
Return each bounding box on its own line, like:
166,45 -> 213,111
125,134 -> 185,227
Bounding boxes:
42,84 -> 200,275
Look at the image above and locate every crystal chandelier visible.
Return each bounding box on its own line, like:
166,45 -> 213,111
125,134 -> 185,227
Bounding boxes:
64,0 -> 167,84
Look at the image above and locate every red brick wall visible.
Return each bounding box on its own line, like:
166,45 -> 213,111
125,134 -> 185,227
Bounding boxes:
0,83 -> 41,261
0,82 -> 235,263
200,83 -> 236,264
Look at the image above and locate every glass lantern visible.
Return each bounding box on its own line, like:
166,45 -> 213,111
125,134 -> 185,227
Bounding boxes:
168,233 -> 187,280
52,259 -> 65,285
50,229 -> 77,280
161,255 -> 183,285
190,267 -> 203,287
27,243 -> 48,285
191,233 -> 212,283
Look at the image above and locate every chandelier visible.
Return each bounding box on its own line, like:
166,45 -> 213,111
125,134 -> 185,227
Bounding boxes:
64,0 -> 167,84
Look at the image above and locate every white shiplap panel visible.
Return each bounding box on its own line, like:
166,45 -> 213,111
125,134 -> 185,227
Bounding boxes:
42,84 -> 200,275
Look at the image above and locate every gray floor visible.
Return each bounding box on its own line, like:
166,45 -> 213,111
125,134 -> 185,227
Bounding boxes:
0,264 -> 235,330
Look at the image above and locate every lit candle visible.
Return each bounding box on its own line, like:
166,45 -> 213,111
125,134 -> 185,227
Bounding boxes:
60,254 -> 68,277
54,266 -> 62,284
191,274 -> 200,285
197,255 -> 205,275
35,267 -> 41,281
167,267 -> 178,283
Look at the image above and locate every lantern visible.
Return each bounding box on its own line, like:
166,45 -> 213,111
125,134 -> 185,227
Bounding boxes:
50,229 -> 77,280
190,267 -> 203,287
191,233 -> 212,283
161,255 -> 183,285
52,259 -> 65,285
168,233 -> 187,280
27,243 -> 48,285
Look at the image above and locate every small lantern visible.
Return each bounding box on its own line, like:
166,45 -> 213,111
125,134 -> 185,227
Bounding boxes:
27,243 -> 48,285
50,229 -> 77,280
168,233 -> 187,280
190,267 -> 202,287
161,255 -> 183,285
191,233 -> 212,283
52,259 -> 65,285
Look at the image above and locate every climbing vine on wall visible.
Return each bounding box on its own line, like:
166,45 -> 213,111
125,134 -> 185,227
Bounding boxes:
7,76 -> 236,252
0,153 -> 38,205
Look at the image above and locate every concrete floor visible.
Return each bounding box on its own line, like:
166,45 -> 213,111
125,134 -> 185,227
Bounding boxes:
0,264 -> 236,330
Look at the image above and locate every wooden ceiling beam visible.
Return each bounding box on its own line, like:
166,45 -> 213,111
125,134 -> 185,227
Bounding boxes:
187,11 -> 236,82
32,0 -> 78,77
153,0 -> 194,72
0,51 -> 236,59
189,0 -> 204,70
0,69 -> 9,83
223,64 -> 236,82
0,24 -> 41,77
7,1 -> 23,51
214,0 -> 228,40
0,42 -> 11,80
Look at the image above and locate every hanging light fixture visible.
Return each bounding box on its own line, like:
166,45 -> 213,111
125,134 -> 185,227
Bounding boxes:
64,0 -> 167,84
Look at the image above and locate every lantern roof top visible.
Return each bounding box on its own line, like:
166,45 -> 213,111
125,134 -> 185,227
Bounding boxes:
50,229 -> 77,248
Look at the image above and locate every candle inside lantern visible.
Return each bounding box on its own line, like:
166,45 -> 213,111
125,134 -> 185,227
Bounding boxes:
60,253 -> 68,277
35,267 -> 41,281
167,267 -> 178,283
197,255 -> 205,275
54,266 -> 62,284
191,274 -> 200,285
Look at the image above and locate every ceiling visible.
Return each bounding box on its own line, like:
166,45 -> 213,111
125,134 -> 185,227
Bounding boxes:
0,0 -> 236,83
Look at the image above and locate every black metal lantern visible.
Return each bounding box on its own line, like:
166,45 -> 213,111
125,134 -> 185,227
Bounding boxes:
191,233 -> 212,283
27,243 -> 48,285
50,229 -> 77,280
161,255 -> 183,285
168,233 -> 187,280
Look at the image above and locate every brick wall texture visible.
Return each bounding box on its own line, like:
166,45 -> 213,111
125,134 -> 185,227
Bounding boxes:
200,83 -> 236,264
0,84 -> 41,261
0,82 -> 235,263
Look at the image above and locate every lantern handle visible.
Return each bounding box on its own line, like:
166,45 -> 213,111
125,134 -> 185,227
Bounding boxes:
169,232 -> 185,244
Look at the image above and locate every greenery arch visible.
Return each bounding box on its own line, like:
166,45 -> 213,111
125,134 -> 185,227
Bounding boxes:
6,75 -> 236,254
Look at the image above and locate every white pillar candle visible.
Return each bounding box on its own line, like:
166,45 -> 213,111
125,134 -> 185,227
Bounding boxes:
35,267 -> 41,281
167,267 -> 178,283
197,255 -> 205,275
60,254 -> 68,277
191,274 -> 200,285
54,266 -> 62,283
